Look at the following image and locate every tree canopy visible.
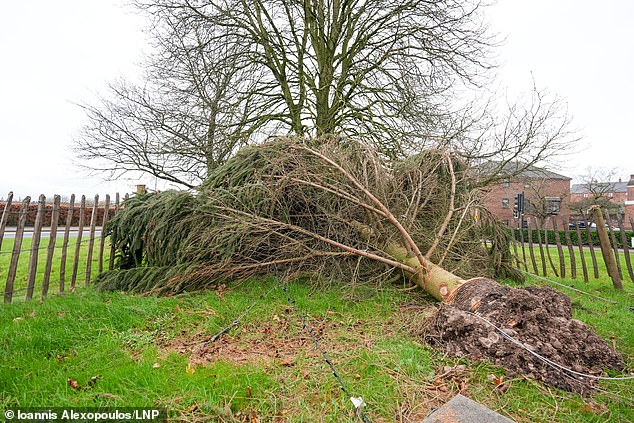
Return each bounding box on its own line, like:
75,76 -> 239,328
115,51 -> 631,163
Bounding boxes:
76,0 -> 575,188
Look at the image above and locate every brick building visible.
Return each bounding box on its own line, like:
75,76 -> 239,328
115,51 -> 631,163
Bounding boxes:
479,162 -> 571,228
570,180 -> 628,203
627,175 -> 634,228
569,174 -> 634,229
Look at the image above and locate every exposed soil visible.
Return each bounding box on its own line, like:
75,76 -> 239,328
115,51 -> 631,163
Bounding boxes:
425,278 -> 625,395
166,330 -> 313,366
158,309 -> 363,367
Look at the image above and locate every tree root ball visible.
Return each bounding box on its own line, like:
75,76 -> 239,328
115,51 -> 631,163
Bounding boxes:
425,279 -> 625,395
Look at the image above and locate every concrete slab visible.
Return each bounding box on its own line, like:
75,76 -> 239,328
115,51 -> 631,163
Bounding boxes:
423,394 -> 515,423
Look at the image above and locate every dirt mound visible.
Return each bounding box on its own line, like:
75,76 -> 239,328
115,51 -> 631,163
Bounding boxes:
426,279 -> 625,395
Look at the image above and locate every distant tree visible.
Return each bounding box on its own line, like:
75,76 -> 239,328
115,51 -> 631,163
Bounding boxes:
570,167 -> 622,219
467,86 -> 578,187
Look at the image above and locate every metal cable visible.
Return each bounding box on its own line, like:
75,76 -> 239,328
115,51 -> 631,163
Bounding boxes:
279,279 -> 372,423
203,284 -> 277,347
519,269 -> 633,311
465,310 -> 634,382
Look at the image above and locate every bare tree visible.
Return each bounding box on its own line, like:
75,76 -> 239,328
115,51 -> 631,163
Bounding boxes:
76,0 -> 577,187
570,167 -> 622,218
126,0 -> 496,155
75,7 -> 256,188
465,86 -> 578,186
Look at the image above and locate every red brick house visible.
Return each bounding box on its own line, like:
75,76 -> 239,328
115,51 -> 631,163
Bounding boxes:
479,162 -> 571,228
570,180 -> 628,203
624,175 -> 634,229
569,174 -> 634,230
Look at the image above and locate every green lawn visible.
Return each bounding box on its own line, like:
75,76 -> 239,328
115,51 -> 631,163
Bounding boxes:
0,236 -> 110,302
514,241 -> 634,285
0,275 -> 632,422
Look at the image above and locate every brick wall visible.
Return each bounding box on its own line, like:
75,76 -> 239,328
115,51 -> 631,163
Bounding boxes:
571,191 -> 627,203
482,177 -> 571,227
626,175 -> 634,229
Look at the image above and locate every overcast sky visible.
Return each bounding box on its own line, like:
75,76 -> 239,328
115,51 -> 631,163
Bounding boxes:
1,0 -> 632,200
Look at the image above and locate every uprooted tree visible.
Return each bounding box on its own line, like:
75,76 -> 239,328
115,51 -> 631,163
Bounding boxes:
98,137 -> 624,394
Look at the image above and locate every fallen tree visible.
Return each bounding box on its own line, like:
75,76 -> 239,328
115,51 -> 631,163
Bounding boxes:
98,137 -> 624,394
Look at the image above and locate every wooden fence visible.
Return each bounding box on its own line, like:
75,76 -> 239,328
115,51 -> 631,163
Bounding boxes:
512,213 -> 634,284
3,190 -> 633,303
0,192 -> 121,303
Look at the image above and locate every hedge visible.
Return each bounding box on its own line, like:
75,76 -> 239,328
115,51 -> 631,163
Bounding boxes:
513,228 -> 634,249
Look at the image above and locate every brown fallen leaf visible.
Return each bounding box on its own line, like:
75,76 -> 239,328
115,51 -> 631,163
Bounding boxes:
487,373 -> 508,392
67,378 -> 81,390
487,373 -> 505,386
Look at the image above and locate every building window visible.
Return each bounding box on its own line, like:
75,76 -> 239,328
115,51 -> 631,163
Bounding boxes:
503,219 -> 510,226
502,198 -> 510,208
608,192 -> 613,198
544,197 -> 561,215
502,179 -> 510,188
583,193 -> 588,198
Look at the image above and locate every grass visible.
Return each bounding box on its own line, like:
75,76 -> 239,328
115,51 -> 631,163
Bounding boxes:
0,236 -> 109,302
0,274 -> 632,422
515,240 -> 634,284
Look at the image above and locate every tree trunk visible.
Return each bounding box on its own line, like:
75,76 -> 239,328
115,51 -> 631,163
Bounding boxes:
591,206 -> 623,290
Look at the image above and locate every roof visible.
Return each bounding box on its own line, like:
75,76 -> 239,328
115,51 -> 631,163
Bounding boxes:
475,161 -> 571,180
571,181 -> 628,194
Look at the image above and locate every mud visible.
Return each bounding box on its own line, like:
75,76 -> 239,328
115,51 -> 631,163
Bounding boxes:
426,279 -> 625,395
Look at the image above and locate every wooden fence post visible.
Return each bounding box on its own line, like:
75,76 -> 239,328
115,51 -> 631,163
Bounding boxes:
582,211 -> 600,278
535,217 -> 548,276
85,195 -> 99,286
604,210 -> 623,279
617,215 -> 634,282
591,206 -> 623,290
574,220 -> 589,282
109,193 -> 120,271
518,214 -> 528,271
0,191 -> 13,252
98,194 -> 110,274
70,195 -> 86,291
562,217 -> 576,279
42,195 -> 61,299
26,195 -> 46,300
526,217 -> 539,274
5,197 -> 31,303
59,194 -> 75,292
552,217 -> 565,278
542,217 -> 559,277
